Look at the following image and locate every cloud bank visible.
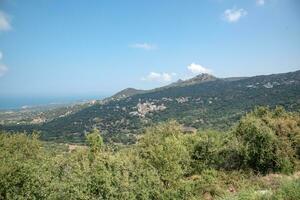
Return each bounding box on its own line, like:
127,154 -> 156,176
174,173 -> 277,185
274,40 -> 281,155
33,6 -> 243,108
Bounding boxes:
0,64 -> 7,77
0,11 -> 11,31
130,43 -> 157,50
187,63 -> 212,74
141,72 -> 176,82
223,7 -> 247,23
256,0 -> 265,6
0,51 -> 8,77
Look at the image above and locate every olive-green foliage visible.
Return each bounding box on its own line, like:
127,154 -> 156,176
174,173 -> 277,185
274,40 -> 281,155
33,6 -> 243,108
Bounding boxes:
191,130 -> 224,171
0,107 -> 299,199
86,128 -> 103,151
191,130 -> 243,172
0,133 -> 51,199
234,106 -> 300,174
86,128 -> 103,163
46,150 -> 91,200
0,122 -> 207,199
137,121 -> 190,187
88,149 -> 163,200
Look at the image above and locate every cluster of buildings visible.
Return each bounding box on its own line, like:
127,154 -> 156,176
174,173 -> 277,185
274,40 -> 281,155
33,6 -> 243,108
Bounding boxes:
130,101 -> 166,117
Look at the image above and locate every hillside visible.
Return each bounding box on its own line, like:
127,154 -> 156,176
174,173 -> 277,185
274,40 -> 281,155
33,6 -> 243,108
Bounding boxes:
1,70 -> 300,143
109,88 -> 146,100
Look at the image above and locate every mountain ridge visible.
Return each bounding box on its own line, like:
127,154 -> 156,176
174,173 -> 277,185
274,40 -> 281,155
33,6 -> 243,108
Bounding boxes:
109,73 -> 218,100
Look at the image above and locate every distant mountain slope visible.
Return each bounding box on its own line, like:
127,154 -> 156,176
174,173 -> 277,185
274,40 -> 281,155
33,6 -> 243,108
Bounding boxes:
2,70 -> 300,144
170,73 -> 217,87
109,73 -> 218,101
110,88 -> 145,100
150,73 -> 218,92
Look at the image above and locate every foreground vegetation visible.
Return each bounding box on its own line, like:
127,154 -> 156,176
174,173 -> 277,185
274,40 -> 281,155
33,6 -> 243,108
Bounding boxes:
0,107 -> 300,199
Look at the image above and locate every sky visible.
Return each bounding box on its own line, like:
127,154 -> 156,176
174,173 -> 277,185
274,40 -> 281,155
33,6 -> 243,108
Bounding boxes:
0,0 -> 299,97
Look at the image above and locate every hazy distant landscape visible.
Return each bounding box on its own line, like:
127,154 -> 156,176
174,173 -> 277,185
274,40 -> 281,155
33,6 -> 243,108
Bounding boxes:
0,95 -> 108,110
0,0 -> 300,199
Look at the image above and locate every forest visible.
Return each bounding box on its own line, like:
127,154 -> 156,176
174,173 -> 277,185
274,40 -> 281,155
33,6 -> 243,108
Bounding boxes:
1,106 -> 300,200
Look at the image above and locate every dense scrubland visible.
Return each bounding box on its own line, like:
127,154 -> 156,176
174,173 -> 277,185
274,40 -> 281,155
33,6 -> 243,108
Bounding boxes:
0,107 -> 300,200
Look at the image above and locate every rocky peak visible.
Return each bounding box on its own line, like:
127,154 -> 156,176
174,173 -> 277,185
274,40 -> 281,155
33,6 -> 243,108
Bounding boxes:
171,73 -> 217,87
192,73 -> 217,82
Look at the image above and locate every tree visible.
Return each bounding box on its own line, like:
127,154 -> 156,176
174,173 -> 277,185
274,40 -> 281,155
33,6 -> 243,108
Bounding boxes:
86,128 -> 103,150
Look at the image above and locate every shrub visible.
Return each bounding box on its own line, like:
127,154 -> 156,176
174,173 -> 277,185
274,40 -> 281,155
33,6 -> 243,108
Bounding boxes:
191,130 -> 243,172
137,121 -> 190,188
191,131 -> 226,172
0,133 -> 52,199
234,106 -> 300,174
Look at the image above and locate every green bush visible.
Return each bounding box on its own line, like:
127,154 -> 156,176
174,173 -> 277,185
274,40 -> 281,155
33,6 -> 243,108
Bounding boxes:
0,133 -> 52,199
191,130 -> 243,172
137,120 -> 190,188
191,131 -> 224,171
234,107 -> 300,174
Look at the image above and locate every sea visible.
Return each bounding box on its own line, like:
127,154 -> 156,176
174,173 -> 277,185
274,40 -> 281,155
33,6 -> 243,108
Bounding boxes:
0,95 -> 107,110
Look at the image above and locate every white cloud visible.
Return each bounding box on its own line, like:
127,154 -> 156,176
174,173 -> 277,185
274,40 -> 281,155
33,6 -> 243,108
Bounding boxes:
0,11 -> 11,31
130,43 -> 157,50
0,51 -> 8,77
223,7 -> 247,23
256,0 -> 265,6
141,72 -> 175,82
187,63 -> 212,74
0,64 -> 8,77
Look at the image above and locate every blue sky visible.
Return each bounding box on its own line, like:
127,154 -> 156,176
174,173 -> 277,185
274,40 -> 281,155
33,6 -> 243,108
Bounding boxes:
0,0 -> 299,97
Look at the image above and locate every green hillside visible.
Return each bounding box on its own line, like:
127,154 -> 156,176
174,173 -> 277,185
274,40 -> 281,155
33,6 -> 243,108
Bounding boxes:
1,70 -> 300,143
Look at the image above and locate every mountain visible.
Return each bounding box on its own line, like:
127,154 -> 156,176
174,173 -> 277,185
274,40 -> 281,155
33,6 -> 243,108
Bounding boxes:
110,74 -> 218,98
151,73 -> 218,91
110,88 -> 145,100
171,73 -> 217,87
106,74 -> 218,101
1,70 -> 300,144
